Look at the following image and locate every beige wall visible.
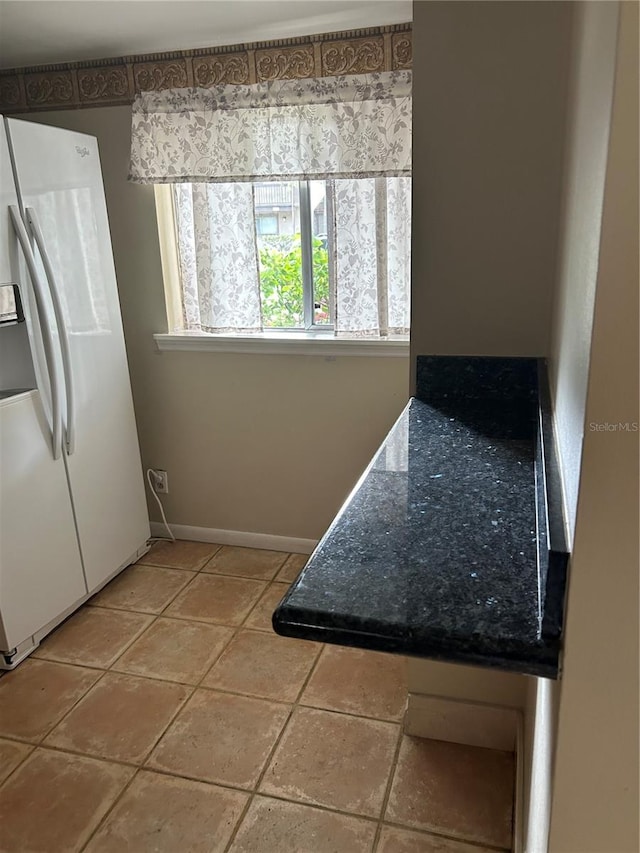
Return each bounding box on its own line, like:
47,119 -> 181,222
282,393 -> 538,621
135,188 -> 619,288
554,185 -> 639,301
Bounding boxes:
548,1 -> 621,541
524,5 -> 621,850
548,3 -> 639,850
406,0 -> 572,748
26,105 -> 409,540
410,0 -> 571,374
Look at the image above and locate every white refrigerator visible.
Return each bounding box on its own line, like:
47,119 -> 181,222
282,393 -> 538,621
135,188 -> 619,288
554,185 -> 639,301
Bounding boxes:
0,116 -> 150,668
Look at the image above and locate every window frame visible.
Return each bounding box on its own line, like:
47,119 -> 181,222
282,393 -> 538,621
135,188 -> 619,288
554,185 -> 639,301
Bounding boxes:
153,184 -> 410,358
256,179 -> 334,333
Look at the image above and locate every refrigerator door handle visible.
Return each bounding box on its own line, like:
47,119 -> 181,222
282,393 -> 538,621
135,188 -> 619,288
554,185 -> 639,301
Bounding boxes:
26,207 -> 75,456
8,205 -> 63,460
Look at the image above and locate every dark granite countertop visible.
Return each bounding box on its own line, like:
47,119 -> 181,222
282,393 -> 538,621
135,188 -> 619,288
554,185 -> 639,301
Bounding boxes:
273,356 -> 569,678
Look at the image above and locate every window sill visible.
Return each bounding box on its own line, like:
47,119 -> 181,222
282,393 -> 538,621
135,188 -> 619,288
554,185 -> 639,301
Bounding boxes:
153,331 -> 410,357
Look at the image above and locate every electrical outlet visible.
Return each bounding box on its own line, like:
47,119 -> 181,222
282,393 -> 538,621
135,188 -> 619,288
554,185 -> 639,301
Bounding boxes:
153,470 -> 169,494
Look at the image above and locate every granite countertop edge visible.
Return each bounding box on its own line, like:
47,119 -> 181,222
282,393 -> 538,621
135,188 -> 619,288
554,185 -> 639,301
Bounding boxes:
273,355 -> 570,680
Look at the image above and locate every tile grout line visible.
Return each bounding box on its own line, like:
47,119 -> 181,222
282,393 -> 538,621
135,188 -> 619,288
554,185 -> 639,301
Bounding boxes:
26,607 -> 177,775
378,817 -> 513,852
189,566 -> 294,691
81,559 -> 297,696
77,664 -> 200,850
0,743 -> 35,790
0,660 -> 108,750
33,605 -> 155,670
79,765 -> 142,852
137,540 -> 223,573
80,678 -> 197,845
86,564 -> 290,632
89,551 -> 284,683
222,619 -> 327,853
162,575 -> 276,630
371,714 -> 405,852
203,555 -> 305,850
89,564 -> 198,618
32,667 -> 111,748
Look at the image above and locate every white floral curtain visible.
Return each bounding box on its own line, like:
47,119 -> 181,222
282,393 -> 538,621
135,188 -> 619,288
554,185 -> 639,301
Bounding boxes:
173,177 -> 411,335
331,177 -> 411,336
130,71 -> 411,336
174,183 -> 261,332
130,71 -> 411,184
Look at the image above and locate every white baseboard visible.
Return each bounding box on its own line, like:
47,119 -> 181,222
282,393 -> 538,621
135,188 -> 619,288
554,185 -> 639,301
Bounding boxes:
149,522 -> 317,555
404,692 -> 521,752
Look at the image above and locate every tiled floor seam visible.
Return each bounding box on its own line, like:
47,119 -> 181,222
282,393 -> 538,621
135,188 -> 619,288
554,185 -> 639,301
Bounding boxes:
35,611 -> 156,672
229,788 -> 383,826
241,578 -> 290,623
371,719 -> 405,851
142,572 -> 282,631
74,677 -> 198,850
5,740 -> 142,774
105,613 -> 160,671
0,662 -> 103,750
79,763 -> 143,851
139,542 -> 223,572
192,617 -> 254,690
36,664 -> 195,770
378,818 -> 512,852
295,698 -> 404,725
221,627 -> 326,853
220,703 -> 296,853
110,678 -> 196,765
101,593 -> 247,683
196,543 -> 225,570
87,565 -> 195,618
3,666 -> 111,751
188,573 -> 295,691
0,744 -> 34,789
200,556 -> 289,582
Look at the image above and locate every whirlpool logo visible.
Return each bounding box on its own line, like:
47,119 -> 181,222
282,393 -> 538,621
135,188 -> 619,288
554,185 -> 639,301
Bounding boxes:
75,146 -> 90,158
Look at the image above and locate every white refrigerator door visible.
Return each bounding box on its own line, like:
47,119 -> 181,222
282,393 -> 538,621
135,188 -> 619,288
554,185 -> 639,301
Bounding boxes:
0,121 -> 86,656
0,392 -> 87,654
0,118 -> 45,396
6,118 -> 150,593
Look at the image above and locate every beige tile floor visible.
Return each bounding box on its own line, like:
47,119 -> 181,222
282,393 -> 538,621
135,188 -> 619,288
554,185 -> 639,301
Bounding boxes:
0,540 -> 515,853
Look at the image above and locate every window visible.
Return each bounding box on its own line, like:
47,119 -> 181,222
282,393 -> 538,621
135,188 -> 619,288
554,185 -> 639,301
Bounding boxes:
253,180 -> 330,329
168,175 -> 410,338
132,70 -> 412,348
255,214 -> 279,236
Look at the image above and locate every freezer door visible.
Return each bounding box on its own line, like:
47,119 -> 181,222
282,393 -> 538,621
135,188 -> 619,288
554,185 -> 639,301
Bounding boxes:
6,118 -> 150,592
0,120 -> 42,396
0,392 -> 86,652
0,116 -> 15,288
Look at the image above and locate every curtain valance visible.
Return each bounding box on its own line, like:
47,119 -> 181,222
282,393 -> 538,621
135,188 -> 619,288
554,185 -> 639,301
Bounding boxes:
129,70 -> 411,183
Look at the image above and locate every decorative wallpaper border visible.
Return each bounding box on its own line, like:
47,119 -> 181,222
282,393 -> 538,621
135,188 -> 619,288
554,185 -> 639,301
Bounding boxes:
0,23 -> 411,114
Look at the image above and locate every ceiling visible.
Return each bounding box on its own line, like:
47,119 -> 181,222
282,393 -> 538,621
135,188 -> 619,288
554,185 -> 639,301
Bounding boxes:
0,0 -> 412,70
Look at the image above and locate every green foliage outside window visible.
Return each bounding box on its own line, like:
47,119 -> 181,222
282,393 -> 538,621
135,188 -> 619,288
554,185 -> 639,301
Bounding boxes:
258,235 -> 330,328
